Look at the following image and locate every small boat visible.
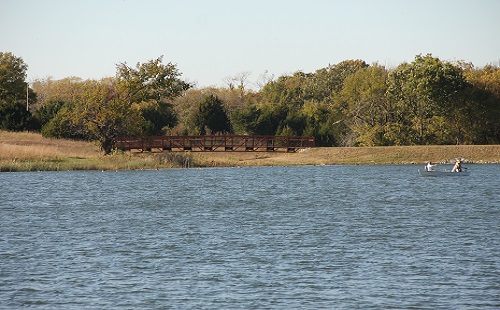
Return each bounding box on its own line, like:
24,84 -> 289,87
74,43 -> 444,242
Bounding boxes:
418,169 -> 470,177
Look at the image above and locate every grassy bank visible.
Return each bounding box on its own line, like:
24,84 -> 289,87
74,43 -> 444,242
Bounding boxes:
198,144 -> 500,167
1,131 -> 499,172
0,131 -> 196,172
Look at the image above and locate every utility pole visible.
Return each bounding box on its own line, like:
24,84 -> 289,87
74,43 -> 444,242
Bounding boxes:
26,83 -> 29,111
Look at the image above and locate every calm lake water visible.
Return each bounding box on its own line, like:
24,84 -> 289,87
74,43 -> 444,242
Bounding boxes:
1,165 -> 499,309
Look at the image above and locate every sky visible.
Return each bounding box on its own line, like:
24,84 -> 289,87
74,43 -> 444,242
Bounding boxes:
2,0 -> 499,89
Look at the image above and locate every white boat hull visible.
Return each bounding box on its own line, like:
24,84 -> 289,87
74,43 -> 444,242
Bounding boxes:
418,169 -> 470,177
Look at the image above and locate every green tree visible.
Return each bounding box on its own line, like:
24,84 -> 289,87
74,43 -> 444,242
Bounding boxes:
278,109 -> 307,136
462,65 -> 500,143
386,54 -> 469,145
255,60 -> 369,143
258,72 -> 311,136
231,104 -> 261,135
40,57 -> 192,154
115,56 -> 191,104
31,100 -> 65,130
338,64 -> 389,146
71,79 -> 145,154
251,103 -> 288,136
193,95 -> 231,134
301,59 -> 369,103
0,52 -> 28,102
0,52 -> 33,130
115,56 -> 191,136
139,101 -> 177,136
41,105 -> 87,140
302,100 -> 338,146
0,99 -> 31,131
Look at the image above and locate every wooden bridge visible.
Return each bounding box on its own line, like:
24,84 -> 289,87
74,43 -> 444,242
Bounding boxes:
116,135 -> 315,152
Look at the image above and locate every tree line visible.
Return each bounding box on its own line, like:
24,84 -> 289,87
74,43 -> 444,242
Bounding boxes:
1,51 -> 499,154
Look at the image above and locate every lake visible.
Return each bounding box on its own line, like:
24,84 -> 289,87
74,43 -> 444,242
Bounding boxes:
1,164 -> 499,309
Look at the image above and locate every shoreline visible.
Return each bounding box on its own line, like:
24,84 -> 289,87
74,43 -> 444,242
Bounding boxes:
1,132 -> 499,172
194,145 -> 500,167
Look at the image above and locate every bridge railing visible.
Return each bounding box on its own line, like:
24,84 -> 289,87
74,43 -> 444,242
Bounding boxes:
116,135 -> 315,152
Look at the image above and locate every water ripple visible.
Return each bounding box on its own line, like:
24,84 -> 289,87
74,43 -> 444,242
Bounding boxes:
1,165 -> 499,309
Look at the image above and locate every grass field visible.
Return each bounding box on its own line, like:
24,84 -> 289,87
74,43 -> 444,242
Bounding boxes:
196,144 -> 500,167
0,131 -> 195,172
1,131 -> 499,172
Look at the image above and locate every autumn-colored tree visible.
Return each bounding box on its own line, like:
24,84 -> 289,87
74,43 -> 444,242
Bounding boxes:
21,53 -> 500,148
386,54 -> 469,145
115,56 -> 190,104
338,64 -> 389,146
38,57 -> 191,154
115,56 -> 191,136
462,65 -> 500,143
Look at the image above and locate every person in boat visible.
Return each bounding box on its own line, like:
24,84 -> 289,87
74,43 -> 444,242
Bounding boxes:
452,159 -> 463,172
425,162 -> 436,171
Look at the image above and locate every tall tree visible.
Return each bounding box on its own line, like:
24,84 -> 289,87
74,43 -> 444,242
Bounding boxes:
115,56 -> 191,104
39,57 -> 191,154
230,104 -> 261,135
338,64 -> 389,146
139,100 -> 177,136
0,52 -> 33,130
115,56 -> 191,136
0,100 -> 32,131
31,77 -> 83,108
71,79 -> 144,154
386,54 -> 468,145
462,65 -> 500,143
193,95 -> 231,134
301,100 -> 339,146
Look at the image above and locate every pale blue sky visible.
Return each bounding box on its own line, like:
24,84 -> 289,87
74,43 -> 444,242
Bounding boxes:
2,0 -> 499,88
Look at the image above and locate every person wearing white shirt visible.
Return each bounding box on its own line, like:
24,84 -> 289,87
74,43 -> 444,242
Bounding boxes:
425,162 -> 436,171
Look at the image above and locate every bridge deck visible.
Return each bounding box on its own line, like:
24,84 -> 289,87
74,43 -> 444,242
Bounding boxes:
116,135 -> 315,152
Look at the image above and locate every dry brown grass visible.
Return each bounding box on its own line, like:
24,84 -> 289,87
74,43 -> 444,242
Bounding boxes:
195,145 -> 500,166
0,131 -> 100,160
1,131 -> 499,171
0,131 -> 196,172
